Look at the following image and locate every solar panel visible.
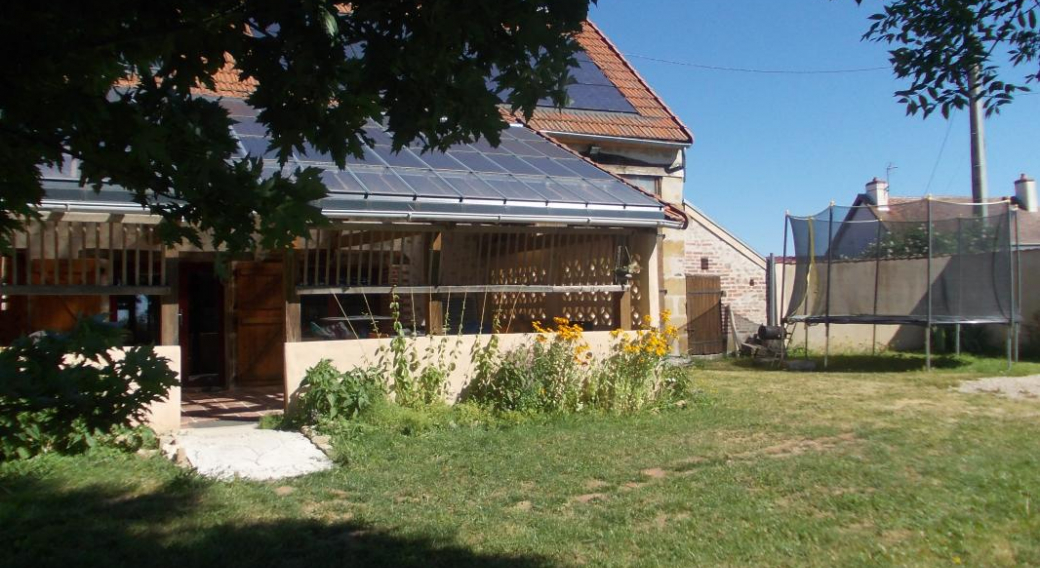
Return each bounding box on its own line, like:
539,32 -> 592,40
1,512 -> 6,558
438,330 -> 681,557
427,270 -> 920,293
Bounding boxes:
570,58 -> 615,86
483,154 -> 544,177
371,145 -> 428,169
352,168 -> 415,197
395,170 -> 461,199
446,150 -> 507,174
412,151 -> 467,172
565,84 -> 636,113
487,50 -> 638,114
520,156 -> 581,178
474,174 -> 540,202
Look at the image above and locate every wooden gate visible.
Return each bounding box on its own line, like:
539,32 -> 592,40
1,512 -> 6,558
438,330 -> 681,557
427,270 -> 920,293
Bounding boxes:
686,275 -> 724,355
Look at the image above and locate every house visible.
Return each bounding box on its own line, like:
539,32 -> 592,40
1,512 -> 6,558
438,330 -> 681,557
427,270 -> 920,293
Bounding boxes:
0,20 -> 709,430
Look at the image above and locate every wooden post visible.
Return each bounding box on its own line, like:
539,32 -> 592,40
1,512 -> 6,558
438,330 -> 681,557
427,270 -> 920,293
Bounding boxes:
160,253 -> 180,346
284,249 -> 302,343
427,232 -> 443,334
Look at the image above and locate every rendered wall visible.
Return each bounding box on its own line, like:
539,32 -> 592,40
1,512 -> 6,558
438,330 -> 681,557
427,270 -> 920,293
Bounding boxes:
145,346 -> 183,433
284,331 -> 626,405
73,345 -> 182,433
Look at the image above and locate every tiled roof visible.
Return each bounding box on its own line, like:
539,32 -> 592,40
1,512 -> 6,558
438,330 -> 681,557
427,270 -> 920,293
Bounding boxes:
522,21 -> 692,144
178,20 -> 690,144
195,54 -> 257,98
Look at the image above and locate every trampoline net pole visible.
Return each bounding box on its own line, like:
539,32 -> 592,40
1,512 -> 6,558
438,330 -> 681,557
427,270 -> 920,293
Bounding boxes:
824,203 -> 834,369
926,197 -> 932,371
871,215 -> 882,355
1015,205 -> 1022,362
780,213 -> 789,363
1008,201 -> 1015,370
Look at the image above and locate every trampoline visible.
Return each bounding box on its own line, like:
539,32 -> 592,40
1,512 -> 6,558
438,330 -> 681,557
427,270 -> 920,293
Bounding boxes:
780,198 -> 1021,368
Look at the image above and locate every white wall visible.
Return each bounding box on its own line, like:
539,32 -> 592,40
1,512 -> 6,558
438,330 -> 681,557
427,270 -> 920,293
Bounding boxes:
284,331 -> 628,404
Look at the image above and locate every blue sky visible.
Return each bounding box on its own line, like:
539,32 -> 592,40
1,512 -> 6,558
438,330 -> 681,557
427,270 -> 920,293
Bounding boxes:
589,0 -> 1040,256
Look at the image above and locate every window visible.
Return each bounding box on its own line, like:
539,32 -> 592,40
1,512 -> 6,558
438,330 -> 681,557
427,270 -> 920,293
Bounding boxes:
110,295 -> 160,345
701,257 -> 710,271
620,174 -> 661,197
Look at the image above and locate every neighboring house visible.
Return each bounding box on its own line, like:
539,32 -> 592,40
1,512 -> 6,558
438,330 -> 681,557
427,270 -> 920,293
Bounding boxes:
0,20 -> 702,430
682,202 -> 767,353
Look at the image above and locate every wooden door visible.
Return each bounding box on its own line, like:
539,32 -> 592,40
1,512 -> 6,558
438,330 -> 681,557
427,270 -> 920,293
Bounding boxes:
233,261 -> 285,386
686,275 -> 724,355
29,259 -> 103,333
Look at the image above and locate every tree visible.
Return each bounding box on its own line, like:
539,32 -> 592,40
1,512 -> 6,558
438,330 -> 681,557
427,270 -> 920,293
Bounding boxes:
0,1 -> 593,253
853,0 -> 1039,117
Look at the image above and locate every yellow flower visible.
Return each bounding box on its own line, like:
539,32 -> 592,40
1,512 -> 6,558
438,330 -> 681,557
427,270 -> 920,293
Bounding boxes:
610,328 -> 623,338
553,316 -> 570,326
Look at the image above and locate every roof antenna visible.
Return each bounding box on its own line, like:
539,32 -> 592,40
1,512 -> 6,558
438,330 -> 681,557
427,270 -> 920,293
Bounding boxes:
885,162 -> 898,189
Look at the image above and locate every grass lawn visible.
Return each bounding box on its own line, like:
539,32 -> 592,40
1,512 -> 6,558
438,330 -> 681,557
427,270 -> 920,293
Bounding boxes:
3,355 -> 1040,567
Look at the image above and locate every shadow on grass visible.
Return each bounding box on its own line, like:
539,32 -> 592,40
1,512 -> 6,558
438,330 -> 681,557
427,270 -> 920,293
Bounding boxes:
726,352 -> 973,373
0,471 -> 559,568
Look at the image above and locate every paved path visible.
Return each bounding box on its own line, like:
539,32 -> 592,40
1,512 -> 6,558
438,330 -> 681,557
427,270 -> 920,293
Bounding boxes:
958,375 -> 1040,401
167,424 -> 334,481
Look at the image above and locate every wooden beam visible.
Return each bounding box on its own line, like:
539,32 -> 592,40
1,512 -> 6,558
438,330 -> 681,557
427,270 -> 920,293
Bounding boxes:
1,285 -> 172,296
296,284 -> 627,295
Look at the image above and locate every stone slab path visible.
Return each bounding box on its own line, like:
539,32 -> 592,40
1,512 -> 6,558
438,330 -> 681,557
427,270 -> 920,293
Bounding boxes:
166,424 -> 334,481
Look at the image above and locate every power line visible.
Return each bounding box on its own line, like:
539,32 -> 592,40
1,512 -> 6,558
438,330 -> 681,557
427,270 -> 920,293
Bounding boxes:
623,53 -> 890,75
925,112 -> 957,195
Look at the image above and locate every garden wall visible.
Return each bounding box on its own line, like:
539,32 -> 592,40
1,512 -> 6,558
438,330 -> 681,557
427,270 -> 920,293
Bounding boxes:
283,332 -> 624,405
145,346 -> 182,433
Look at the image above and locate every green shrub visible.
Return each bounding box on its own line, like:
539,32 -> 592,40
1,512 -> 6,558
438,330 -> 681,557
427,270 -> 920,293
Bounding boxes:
0,315 -> 177,460
291,360 -> 383,430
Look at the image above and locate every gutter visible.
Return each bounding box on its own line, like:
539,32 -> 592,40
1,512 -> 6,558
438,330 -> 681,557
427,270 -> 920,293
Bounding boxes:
537,131 -> 690,150
38,200 -> 683,229
323,209 -> 685,229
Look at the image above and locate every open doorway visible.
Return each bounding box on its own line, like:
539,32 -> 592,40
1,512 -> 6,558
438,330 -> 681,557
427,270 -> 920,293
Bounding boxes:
179,263 -> 225,388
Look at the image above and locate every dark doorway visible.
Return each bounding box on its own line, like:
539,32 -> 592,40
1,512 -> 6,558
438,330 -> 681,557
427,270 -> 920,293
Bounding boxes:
180,263 -> 225,388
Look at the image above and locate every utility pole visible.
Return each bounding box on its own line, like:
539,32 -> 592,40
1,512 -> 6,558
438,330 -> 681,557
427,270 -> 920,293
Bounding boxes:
968,65 -> 989,205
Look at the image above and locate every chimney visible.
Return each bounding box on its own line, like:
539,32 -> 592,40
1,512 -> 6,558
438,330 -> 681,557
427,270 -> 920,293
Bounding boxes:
866,177 -> 889,208
1015,174 -> 1037,212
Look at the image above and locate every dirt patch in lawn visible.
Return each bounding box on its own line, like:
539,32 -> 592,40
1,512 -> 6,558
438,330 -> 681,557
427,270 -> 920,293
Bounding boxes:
639,468 -> 667,479
958,375 -> 1040,401
572,493 -> 608,504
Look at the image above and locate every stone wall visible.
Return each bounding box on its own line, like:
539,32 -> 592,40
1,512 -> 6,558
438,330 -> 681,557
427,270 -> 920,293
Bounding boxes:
683,209 -> 767,339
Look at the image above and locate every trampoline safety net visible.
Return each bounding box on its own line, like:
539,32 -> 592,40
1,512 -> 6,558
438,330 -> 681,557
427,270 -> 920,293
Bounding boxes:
783,199 -> 1018,327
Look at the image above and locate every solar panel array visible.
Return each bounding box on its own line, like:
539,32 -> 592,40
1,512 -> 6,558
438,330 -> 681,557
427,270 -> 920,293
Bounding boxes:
488,51 -> 637,114
35,99 -> 669,224
223,100 -> 664,219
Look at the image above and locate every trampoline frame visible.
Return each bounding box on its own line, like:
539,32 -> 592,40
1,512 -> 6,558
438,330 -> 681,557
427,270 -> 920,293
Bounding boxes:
780,198 -> 1021,370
